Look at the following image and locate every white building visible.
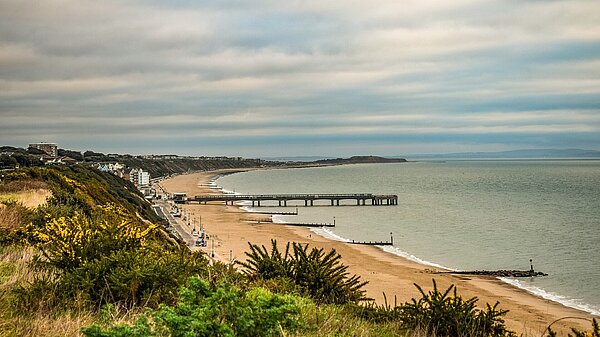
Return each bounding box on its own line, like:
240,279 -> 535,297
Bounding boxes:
139,170 -> 150,187
129,168 -> 150,188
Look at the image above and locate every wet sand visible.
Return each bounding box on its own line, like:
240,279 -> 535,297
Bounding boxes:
160,169 -> 597,336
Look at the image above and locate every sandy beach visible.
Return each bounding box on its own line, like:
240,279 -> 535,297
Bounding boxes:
160,169 -> 597,336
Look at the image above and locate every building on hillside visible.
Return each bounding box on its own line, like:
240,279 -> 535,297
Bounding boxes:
29,142 -> 58,157
139,170 -> 150,187
129,168 -> 140,187
128,168 -> 150,188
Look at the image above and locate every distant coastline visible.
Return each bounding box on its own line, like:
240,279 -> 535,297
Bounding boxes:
403,148 -> 600,160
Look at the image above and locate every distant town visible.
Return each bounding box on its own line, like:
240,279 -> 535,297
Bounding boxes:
1,142 -> 279,200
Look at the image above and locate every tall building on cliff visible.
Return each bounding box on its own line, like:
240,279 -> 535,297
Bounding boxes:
29,142 -> 58,157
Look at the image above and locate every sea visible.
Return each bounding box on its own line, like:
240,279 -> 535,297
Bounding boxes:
216,160 -> 600,315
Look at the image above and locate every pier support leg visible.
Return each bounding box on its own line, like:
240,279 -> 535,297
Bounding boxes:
252,201 -> 255,207
331,200 -> 334,206
278,200 -> 282,206
310,200 -> 313,206
305,200 -> 308,206
336,200 -> 340,206
257,201 -> 261,207
284,200 -> 287,207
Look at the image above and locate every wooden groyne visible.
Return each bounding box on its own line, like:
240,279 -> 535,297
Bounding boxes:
437,270 -> 548,278
246,210 -> 299,215
349,239 -> 393,246
189,193 -> 398,207
279,222 -> 335,228
241,218 -> 273,223
241,218 -> 334,228
349,233 -> 394,246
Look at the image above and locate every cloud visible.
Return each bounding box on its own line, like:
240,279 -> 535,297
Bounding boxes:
1,0 -> 599,156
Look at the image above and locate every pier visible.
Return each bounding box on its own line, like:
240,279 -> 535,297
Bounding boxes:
189,193 -> 398,207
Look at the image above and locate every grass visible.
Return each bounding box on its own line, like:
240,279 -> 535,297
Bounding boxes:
290,304 -> 407,337
0,180 -> 48,194
0,245 -> 144,337
0,246 -> 80,337
0,246 -> 35,287
0,311 -> 96,337
0,190 -> 51,209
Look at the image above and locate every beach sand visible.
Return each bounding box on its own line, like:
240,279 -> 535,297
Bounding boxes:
160,169 -> 597,336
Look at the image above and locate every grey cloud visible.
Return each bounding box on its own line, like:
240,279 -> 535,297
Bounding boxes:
1,0 -> 599,155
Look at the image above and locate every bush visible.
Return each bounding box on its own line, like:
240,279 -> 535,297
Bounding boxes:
239,240 -> 368,305
83,277 -> 304,337
547,318 -> 599,337
58,248 -> 208,308
28,204 -> 157,272
400,280 -> 514,337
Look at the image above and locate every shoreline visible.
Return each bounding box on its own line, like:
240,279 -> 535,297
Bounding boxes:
160,168 -> 597,335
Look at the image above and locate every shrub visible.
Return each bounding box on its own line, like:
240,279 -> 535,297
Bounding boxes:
547,318 -> 600,337
58,248 -> 208,308
400,280 -> 514,337
28,204 -> 157,272
82,277 -> 304,337
239,240 -> 368,305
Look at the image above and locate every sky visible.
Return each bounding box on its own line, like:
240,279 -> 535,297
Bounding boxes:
1,0 -> 599,157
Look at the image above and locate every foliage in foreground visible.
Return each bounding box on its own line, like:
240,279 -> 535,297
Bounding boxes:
83,277 -> 304,337
355,280 -> 514,337
547,318 -> 600,337
239,240 -> 368,305
402,280 -> 514,337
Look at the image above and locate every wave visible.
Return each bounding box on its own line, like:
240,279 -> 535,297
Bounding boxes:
309,227 -> 352,242
379,245 -> 458,271
499,277 -> 600,316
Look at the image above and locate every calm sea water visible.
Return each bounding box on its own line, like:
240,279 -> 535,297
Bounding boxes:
217,161 -> 600,315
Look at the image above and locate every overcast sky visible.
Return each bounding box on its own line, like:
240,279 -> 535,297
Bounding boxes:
1,0 -> 599,157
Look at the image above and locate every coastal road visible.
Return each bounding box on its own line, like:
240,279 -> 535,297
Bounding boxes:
152,199 -> 221,260
153,201 -> 195,246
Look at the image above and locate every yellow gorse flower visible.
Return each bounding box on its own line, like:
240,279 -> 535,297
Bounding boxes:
32,203 -> 158,270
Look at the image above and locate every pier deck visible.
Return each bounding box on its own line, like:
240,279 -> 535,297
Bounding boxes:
189,193 -> 398,206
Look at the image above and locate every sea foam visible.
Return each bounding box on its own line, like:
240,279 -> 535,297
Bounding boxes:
499,277 -> 600,316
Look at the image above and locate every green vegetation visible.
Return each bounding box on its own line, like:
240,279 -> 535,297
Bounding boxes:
398,281 -> 512,337
83,278 -> 304,337
1,165 -> 593,337
547,319 -> 599,337
240,240 -> 368,304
